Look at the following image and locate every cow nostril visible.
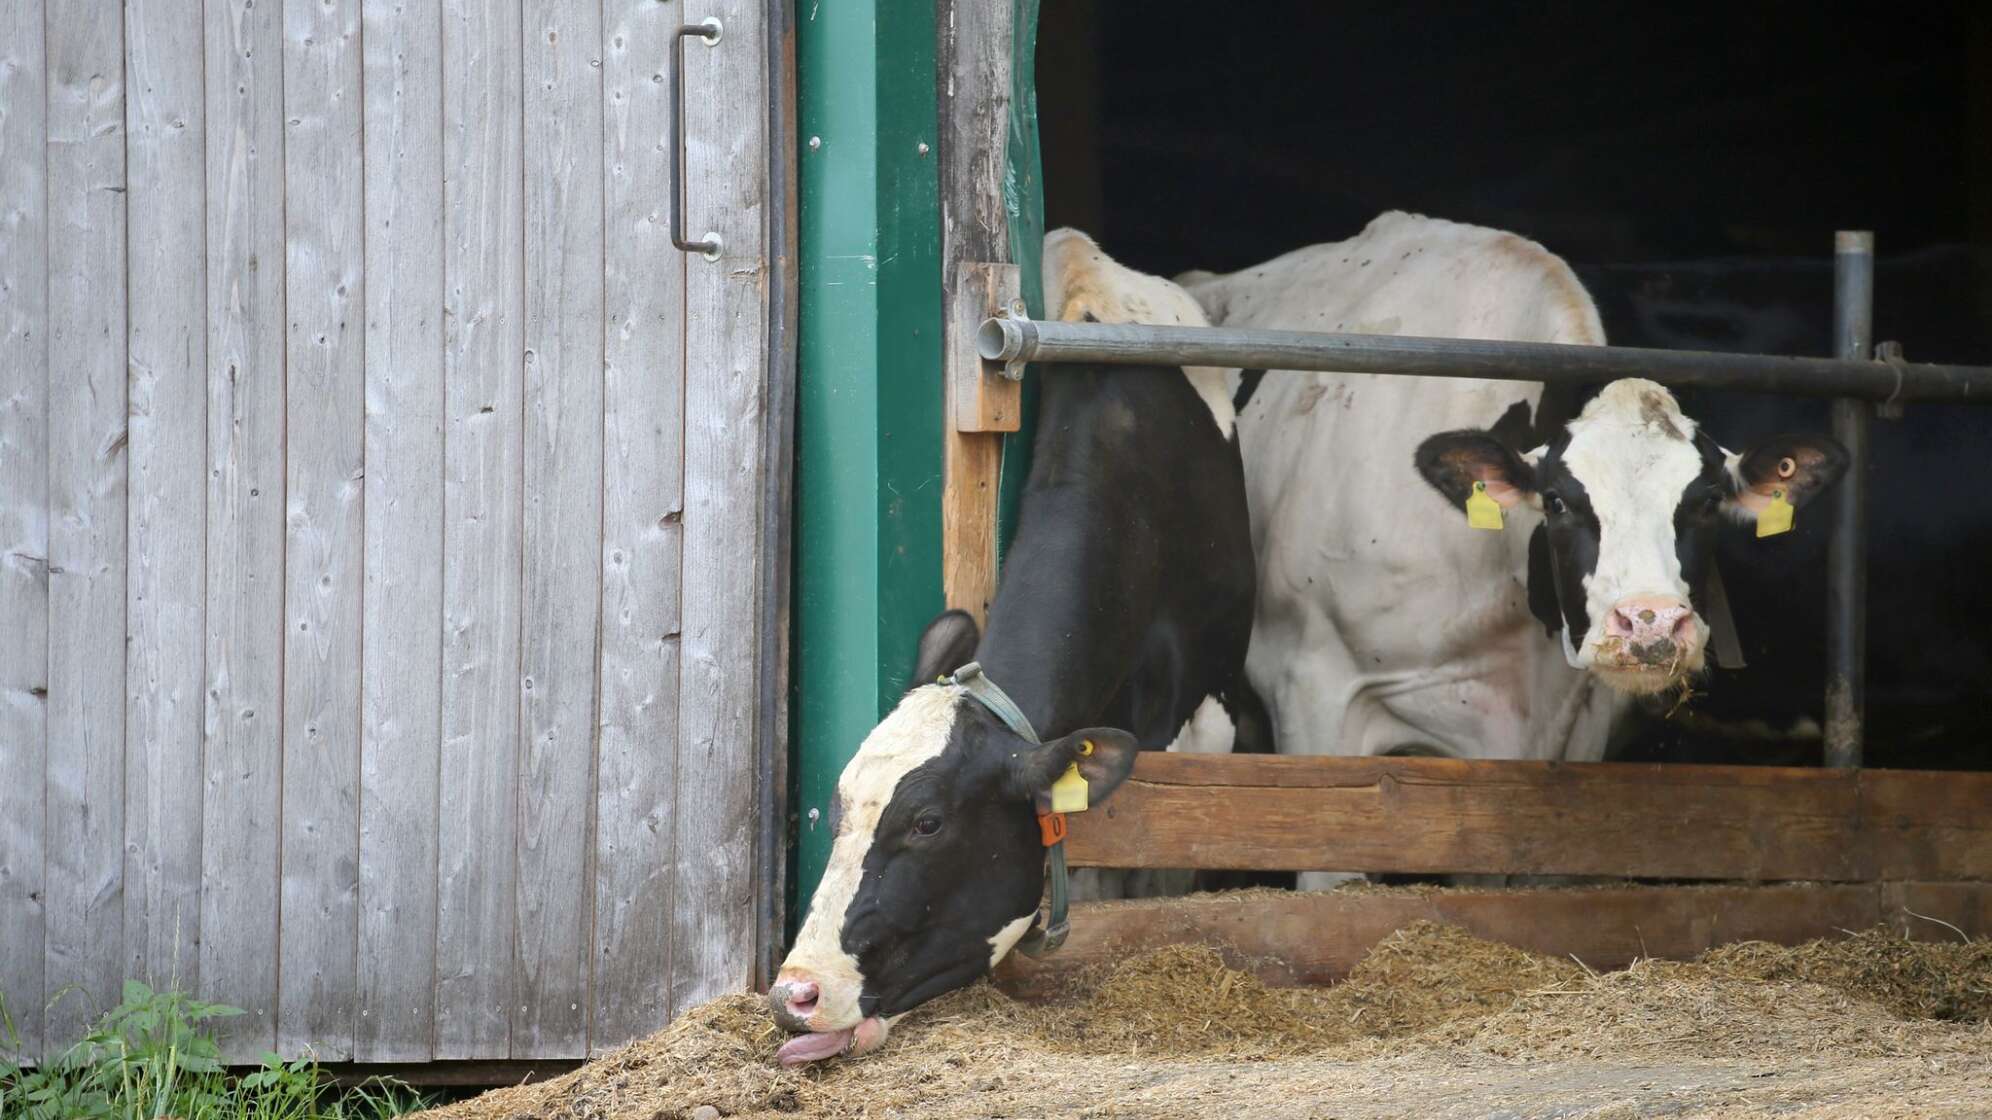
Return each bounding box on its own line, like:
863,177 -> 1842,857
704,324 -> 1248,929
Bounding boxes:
1671,613 -> 1696,641
785,979 -> 819,1017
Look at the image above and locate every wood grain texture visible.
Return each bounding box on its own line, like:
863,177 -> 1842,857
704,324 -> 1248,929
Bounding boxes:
355,0 -> 446,1065
123,0 -> 208,999
936,0 -> 1015,624
202,0 -> 291,1059
940,430 -> 1001,623
0,0 -> 50,1061
43,0 -> 128,1051
1064,754 -> 1992,883
278,0 -> 366,1060
591,0 -> 686,1055
991,883 -> 1992,1000
515,0 -> 604,1057
671,0 -> 768,1012
436,0 -> 525,1060
947,264 -> 1022,433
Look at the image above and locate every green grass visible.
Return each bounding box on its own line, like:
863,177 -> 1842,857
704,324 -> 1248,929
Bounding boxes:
0,982 -> 431,1120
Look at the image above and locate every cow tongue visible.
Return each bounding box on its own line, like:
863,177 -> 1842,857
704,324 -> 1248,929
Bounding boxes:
776,1026 -> 854,1067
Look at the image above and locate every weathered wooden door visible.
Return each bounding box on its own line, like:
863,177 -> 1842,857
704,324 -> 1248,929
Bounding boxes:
0,0 -> 791,1065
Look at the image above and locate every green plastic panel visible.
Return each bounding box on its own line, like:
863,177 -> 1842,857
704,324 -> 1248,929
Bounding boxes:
791,0 -> 945,924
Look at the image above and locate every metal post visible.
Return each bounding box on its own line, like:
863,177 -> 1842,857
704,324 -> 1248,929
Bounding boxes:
1825,232 -> 1873,768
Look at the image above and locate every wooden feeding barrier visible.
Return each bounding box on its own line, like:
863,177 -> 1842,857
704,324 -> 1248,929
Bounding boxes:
995,753 -> 1992,996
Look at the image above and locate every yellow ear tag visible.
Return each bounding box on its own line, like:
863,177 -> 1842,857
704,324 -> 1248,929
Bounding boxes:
1756,489 -> 1795,538
1465,480 -> 1505,531
1050,740 -> 1093,813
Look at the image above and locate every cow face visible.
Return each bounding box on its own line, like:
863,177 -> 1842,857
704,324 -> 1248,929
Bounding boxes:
1417,379 -> 1847,694
769,612 -> 1138,1066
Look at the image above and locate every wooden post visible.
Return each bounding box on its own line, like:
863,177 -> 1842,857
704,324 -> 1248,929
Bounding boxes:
938,0 -> 1022,624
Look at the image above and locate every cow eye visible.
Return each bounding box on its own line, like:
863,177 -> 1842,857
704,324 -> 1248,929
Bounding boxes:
1544,492 -> 1567,515
912,814 -> 943,837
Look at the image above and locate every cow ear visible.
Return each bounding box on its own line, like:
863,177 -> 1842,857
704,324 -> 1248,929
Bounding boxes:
1001,728 -> 1139,806
1416,430 -> 1537,511
1724,434 -> 1849,516
910,609 -> 980,689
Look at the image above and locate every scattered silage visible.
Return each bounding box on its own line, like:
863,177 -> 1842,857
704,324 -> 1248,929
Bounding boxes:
420,919 -> 1992,1120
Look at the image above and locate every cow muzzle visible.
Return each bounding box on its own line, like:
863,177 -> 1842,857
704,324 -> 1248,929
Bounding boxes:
768,976 -> 820,1032
767,969 -> 891,1066
1591,594 -> 1704,687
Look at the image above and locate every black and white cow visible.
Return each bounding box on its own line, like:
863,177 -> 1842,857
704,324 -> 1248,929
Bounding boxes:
1178,212 -> 1849,789
767,230 -> 1258,1064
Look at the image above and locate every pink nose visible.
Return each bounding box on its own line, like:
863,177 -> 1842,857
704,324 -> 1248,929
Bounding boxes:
1605,595 -> 1696,648
769,976 -> 820,1031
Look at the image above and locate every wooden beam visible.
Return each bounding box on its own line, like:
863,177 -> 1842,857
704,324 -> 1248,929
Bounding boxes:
936,0 -> 1017,623
1065,753 -> 1992,882
993,882 -> 1992,1001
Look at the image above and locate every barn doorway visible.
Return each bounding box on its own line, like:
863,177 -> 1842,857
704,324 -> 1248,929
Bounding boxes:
1033,0 -> 1992,770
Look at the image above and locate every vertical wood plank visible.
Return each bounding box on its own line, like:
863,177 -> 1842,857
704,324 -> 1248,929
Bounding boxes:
202,0 -> 288,1058
936,0 -> 1013,624
356,0 -> 445,1064
515,0 -> 604,1058
437,0 -> 525,1060
673,0 -> 768,1011
43,0 -> 128,1052
0,0 -> 49,1063
124,0 -> 208,999
278,0 -> 365,1060
591,0 -> 685,1053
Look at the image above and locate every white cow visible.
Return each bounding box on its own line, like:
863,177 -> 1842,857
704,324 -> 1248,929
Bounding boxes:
1180,211 -> 1847,774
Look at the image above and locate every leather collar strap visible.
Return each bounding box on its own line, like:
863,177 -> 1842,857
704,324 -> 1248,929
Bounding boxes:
948,661 -> 1070,956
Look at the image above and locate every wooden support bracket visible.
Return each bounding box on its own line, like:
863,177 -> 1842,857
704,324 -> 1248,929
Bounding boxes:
949,261 -> 1023,433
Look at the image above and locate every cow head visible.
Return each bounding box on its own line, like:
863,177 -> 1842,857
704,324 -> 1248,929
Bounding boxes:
768,611 -> 1139,1065
1417,379 -> 1848,694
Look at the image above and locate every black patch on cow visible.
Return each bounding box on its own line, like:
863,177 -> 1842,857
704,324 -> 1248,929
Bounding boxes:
1233,368 -> 1266,412
1530,451 -> 1599,642
1526,523 -> 1561,636
1488,399 -> 1537,453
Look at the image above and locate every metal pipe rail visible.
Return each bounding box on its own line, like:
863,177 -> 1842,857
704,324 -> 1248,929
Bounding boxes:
976,318 -> 1992,404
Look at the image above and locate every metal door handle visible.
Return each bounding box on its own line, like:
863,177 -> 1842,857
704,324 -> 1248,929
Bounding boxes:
670,17 -> 724,260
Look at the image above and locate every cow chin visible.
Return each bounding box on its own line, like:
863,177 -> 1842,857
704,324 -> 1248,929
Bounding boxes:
1585,638 -> 1707,695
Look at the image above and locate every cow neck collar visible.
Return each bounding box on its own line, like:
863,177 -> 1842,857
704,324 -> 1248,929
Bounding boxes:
947,661 -> 1071,957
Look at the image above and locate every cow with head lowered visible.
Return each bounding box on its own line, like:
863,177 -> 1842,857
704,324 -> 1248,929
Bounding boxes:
767,230 -> 1258,1065
1179,211 -> 1848,777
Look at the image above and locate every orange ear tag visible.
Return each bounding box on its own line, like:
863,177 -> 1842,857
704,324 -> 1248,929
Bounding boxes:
1756,489 -> 1795,538
1466,480 -> 1505,531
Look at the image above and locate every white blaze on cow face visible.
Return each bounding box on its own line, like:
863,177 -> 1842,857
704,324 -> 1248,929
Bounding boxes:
777,685 -> 961,1035
1552,381 -> 1712,690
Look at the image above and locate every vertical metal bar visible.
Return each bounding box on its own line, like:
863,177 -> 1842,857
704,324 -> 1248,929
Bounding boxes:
1825,231 -> 1873,768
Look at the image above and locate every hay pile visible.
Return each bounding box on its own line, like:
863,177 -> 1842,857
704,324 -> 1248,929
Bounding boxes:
422,921 -> 1992,1120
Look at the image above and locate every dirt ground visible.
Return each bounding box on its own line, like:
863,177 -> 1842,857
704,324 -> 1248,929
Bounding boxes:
421,922 -> 1992,1120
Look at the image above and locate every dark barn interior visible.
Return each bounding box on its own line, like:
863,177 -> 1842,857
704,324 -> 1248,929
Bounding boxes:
1036,1 -> 1992,769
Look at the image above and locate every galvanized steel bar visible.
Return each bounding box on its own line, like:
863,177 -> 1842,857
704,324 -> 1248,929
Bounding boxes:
976,317 -> 1992,404
1825,233 -> 1874,769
